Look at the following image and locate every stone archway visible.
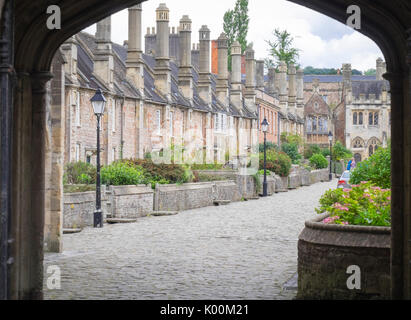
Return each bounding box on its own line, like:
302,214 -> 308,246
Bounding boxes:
1,0 -> 410,300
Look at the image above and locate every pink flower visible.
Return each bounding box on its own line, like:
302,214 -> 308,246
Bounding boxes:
361,181 -> 368,184
343,188 -> 351,193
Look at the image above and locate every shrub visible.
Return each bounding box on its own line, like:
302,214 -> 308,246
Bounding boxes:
281,143 -> 302,164
191,163 -> 224,171
350,147 -> 391,188
316,182 -> 391,226
259,150 -> 292,177
309,153 -> 329,169
126,159 -> 190,184
304,144 -> 321,159
101,162 -> 148,186
259,142 -> 279,153
321,147 -> 331,158
281,133 -> 303,147
64,162 -> 96,185
332,141 -> 352,161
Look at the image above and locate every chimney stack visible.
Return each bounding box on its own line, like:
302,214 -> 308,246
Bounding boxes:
296,68 -> 304,118
95,16 -> 114,90
267,67 -> 276,95
342,63 -> 352,102
216,33 -> 229,108
256,60 -> 265,91
288,63 -> 297,115
230,41 -> 242,112
178,15 -> 193,104
376,58 -> 386,80
244,46 -> 257,113
278,61 -> 288,114
154,3 -> 171,100
198,25 -> 212,106
126,4 -> 144,94
61,36 -> 79,86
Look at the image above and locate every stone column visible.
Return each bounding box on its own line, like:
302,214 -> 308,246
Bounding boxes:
288,63 -> 297,115
44,51 -> 66,253
198,25 -> 212,106
178,15 -> 193,104
230,41 -> 242,112
155,3 -> 171,101
256,60 -> 265,92
95,17 -> 114,90
10,71 -> 53,299
126,4 -> 144,95
216,33 -> 229,108
244,46 -> 256,113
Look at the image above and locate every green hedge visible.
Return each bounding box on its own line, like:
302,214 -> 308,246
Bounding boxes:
259,150 -> 292,177
309,153 -> 329,169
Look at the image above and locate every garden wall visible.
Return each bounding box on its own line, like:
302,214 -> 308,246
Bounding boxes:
109,185 -> 154,219
298,213 -> 391,300
153,180 -> 241,212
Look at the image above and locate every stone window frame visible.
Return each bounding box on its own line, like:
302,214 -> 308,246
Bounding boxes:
111,98 -> 116,133
75,91 -> 81,127
155,109 -> 161,135
169,111 -> 174,137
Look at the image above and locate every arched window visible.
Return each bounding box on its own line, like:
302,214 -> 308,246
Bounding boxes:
359,112 -> 363,125
369,145 -> 374,157
368,138 -> 380,157
353,112 -> 357,125
312,116 -> 317,131
374,112 -> 379,125
369,112 -> 373,125
353,137 -> 364,149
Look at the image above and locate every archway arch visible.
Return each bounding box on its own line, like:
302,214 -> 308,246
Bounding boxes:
2,0 -> 410,300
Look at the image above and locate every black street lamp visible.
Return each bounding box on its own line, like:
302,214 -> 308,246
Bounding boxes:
261,118 -> 269,197
91,88 -> 106,228
328,131 -> 333,181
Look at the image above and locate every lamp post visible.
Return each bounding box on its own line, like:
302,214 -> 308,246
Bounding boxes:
261,118 -> 269,197
328,131 -> 333,182
91,88 -> 106,228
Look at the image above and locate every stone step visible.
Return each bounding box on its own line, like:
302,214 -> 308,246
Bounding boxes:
106,218 -> 137,224
244,196 -> 260,201
150,211 -> 179,217
63,228 -> 82,234
213,200 -> 231,206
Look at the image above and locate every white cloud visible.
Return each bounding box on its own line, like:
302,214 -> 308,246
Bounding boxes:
84,0 -> 383,71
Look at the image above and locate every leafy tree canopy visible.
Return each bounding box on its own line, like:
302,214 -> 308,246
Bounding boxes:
265,28 -> 300,71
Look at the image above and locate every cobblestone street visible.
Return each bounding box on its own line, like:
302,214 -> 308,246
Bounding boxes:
43,179 -> 336,300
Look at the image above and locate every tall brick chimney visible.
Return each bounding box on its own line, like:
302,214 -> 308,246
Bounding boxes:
256,60 -> 265,92
94,16 -> 114,90
342,63 -> 352,103
198,25 -> 212,106
244,46 -> 256,113
178,15 -> 193,104
216,33 -> 229,108
230,41 -> 242,112
296,68 -> 304,118
154,3 -> 171,101
288,63 -> 297,115
376,58 -> 386,80
278,61 -> 288,114
267,67 -> 276,95
126,4 -> 144,95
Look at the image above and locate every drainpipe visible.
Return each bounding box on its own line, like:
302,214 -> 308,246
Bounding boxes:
119,92 -> 125,160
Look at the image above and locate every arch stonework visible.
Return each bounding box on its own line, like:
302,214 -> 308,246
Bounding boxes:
1,0 -> 410,299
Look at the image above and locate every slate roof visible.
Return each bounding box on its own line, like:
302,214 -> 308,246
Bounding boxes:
351,80 -> 390,100
75,31 -> 257,119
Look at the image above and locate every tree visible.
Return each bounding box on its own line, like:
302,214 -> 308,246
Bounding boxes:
265,28 -> 300,70
223,0 -> 249,71
364,68 -> 376,76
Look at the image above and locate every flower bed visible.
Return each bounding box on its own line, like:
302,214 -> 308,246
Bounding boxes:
316,182 -> 391,227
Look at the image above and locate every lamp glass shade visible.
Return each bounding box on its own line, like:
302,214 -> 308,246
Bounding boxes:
91,88 -> 107,116
328,131 -> 333,142
261,119 -> 269,133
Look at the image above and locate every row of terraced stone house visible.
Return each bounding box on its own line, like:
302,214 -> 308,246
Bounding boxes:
50,2 -> 390,168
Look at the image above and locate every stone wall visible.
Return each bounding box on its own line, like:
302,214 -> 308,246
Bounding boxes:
109,185 -> 154,219
154,180 -> 241,211
298,213 -> 391,300
63,187 -> 109,229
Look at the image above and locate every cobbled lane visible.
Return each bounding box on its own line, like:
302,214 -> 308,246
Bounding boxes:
43,179 -> 336,300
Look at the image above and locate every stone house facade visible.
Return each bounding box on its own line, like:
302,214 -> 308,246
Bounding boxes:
60,3 -> 261,167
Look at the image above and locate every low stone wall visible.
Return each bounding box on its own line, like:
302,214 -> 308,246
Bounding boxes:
154,180 -> 241,211
63,187 -> 108,229
297,213 -> 391,300
193,170 -> 237,180
309,169 -> 329,184
109,185 -> 154,219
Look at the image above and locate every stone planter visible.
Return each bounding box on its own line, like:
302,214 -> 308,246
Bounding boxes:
297,213 -> 391,300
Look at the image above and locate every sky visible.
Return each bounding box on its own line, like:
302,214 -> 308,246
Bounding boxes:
84,0 -> 384,72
